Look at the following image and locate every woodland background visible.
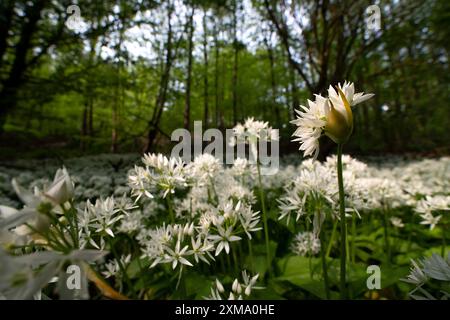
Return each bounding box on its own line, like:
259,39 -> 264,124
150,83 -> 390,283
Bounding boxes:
0,0 -> 449,160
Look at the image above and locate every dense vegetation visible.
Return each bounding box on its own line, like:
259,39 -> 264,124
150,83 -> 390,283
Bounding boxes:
0,0 -> 449,301
0,0 -> 449,158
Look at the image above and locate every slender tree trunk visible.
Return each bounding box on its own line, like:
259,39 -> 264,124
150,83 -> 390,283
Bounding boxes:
202,10 -> 209,128
213,19 -> 220,127
88,97 -> 94,137
264,35 -> 280,126
220,47 -> 226,129
288,58 -> 299,120
81,36 -> 98,151
184,7 -> 195,131
81,103 -> 88,150
145,2 -> 174,152
0,0 -> 15,70
231,0 -> 239,125
112,6 -> 124,153
0,0 -> 45,132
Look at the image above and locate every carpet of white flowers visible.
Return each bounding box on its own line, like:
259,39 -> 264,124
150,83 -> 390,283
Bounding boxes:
0,151 -> 449,300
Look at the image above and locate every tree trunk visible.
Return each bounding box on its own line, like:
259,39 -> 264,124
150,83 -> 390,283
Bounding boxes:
264,34 -> 280,126
81,103 -> 89,151
81,36 -> 98,151
145,2 -> 174,153
183,7 -> 195,131
202,10 -> 209,128
231,0 -> 239,125
288,57 -> 298,120
0,0 -> 45,132
0,0 -> 15,70
213,19 -> 220,127
112,5 -> 124,153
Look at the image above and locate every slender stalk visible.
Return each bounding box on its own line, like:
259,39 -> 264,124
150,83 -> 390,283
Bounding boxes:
109,238 -> 133,297
226,251 -> 232,272
62,205 -> 78,247
407,212 -> 415,251
442,222 -> 447,257
351,213 -> 356,264
326,219 -> 338,258
219,255 -> 226,273
166,194 -> 175,224
238,242 -> 244,265
248,238 -> 255,271
337,143 -> 347,299
382,205 -> 391,264
257,161 -> 271,277
232,244 -> 239,275
320,236 -> 331,299
346,227 -> 350,263
176,266 -> 184,291
308,254 -> 313,279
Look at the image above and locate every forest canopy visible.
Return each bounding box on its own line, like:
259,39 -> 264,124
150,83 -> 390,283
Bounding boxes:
0,0 -> 450,303
0,0 -> 449,159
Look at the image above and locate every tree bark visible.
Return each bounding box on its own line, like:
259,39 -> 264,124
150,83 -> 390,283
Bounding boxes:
202,10 -> 209,128
213,19 -> 220,127
145,2 -> 175,153
264,33 -> 280,126
0,0 -> 15,70
0,0 -> 46,131
183,7 -> 195,131
231,0 -> 239,125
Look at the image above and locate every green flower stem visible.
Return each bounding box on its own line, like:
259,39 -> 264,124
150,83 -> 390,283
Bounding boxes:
326,219 -> 338,258
220,255 -> 226,273
166,194 -> 175,224
257,161 -> 271,277
351,213 -> 356,264
109,237 -> 134,297
320,236 -> 331,299
226,251 -> 232,272
442,222 -> 447,257
248,238 -> 255,271
346,227 -> 350,263
337,143 -> 347,299
232,244 -> 239,275
61,204 -> 78,247
382,205 -> 391,264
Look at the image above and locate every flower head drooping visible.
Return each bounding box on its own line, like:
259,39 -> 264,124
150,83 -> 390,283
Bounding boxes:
291,82 -> 373,158
0,167 -> 75,236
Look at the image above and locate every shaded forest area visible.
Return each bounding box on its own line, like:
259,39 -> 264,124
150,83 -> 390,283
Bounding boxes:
0,0 -> 449,160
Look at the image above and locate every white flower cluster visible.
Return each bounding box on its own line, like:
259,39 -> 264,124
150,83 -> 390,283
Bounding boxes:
77,196 -> 136,249
278,155 -> 450,234
128,153 -> 187,200
291,231 -> 321,256
1,147 -> 448,300
229,117 -> 279,146
102,254 -> 132,279
138,199 -> 261,270
128,153 -> 262,271
415,195 -> 450,230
